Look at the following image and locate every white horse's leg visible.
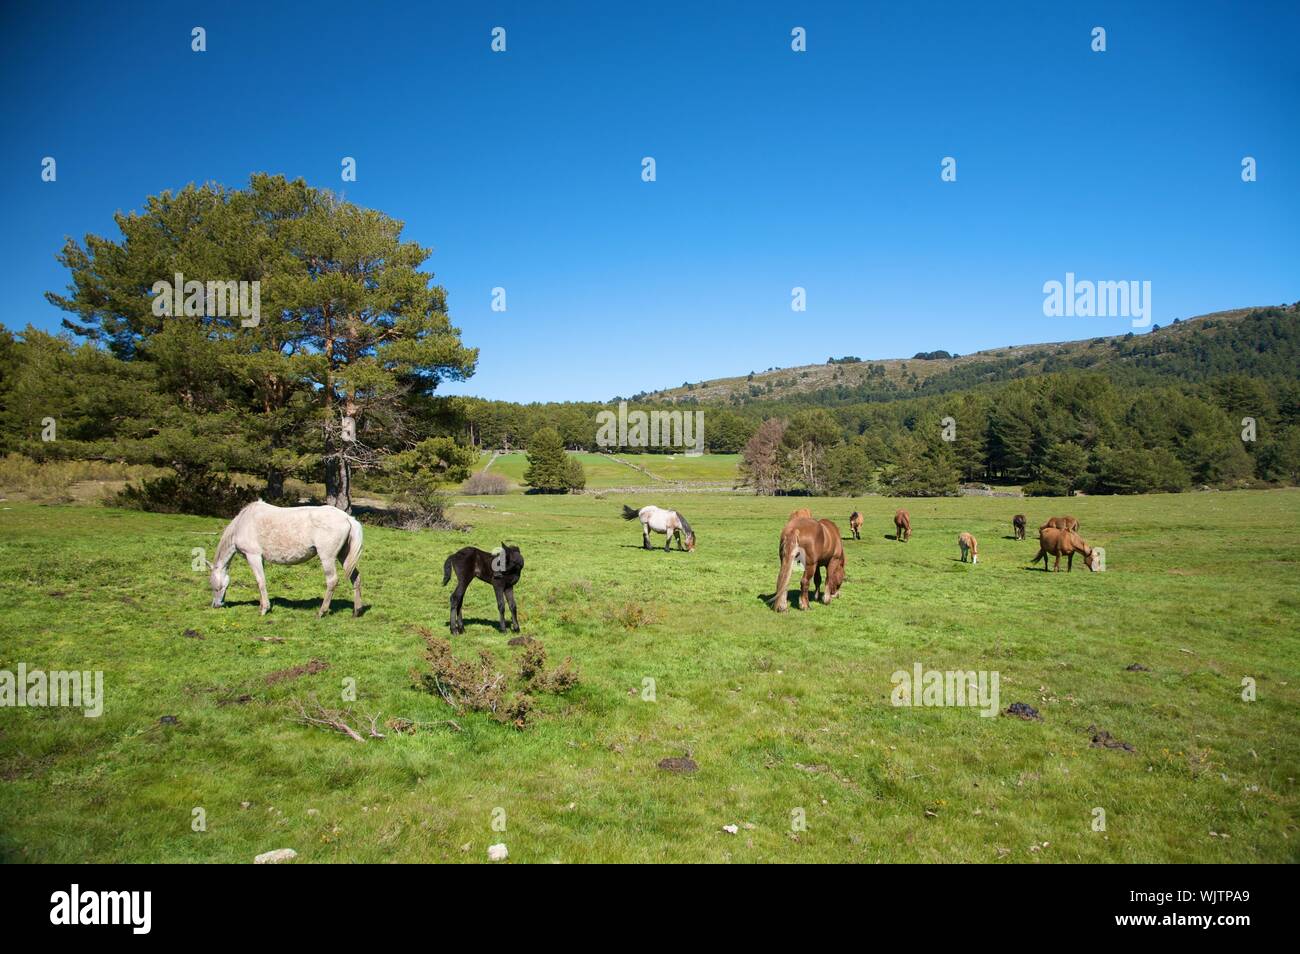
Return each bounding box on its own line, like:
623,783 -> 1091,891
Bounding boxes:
642,519 -> 651,550
246,552 -> 270,615
349,566 -> 362,617
318,552 -> 338,618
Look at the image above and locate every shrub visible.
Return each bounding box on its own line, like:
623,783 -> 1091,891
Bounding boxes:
461,471 -> 509,495
109,471 -> 258,517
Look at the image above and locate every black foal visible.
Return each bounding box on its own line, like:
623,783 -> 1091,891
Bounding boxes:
442,543 -> 524,635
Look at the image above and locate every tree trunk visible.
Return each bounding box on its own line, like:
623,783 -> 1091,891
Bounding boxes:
325,408 -> 356,512
265,468 -> 285,501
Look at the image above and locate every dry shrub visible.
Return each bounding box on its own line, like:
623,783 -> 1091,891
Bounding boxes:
411,628 -> 577,729
608,602 -> 661,630
461,472 -> 509,495
412,627 -> 509,717
518,641 -> 580,694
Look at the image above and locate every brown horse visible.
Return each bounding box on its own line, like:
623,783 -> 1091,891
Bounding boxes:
1012,514 -> 1026,540
773,516 -> 845,612
894,509 -> 911,542
849,511 -> 863,540
1031,528 -> 1100,572
958,532 -> 979,564
1041,515 -> 1079,533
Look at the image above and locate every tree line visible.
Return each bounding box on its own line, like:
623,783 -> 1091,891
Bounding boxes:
0,173 -> 1294,504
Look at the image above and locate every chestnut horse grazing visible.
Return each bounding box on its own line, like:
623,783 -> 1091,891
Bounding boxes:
1041,515 -> 1079,533
1012,514 -> 1026,540
894,509 -> 911,542
773,516 -> 845,612
958,532 -> 979,564
1032,528 -> 1100,572
849,511 -> 863,540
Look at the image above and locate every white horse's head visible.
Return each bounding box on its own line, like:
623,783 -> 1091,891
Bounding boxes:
209,562 -> 230,607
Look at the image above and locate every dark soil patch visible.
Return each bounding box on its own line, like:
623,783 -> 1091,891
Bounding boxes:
265,659 -> 329,685
1004,702 -> 1042,721
1125,663 -> 1151,672
183,628 -> 204,640
658,756 -> 698,775
1089,725 -> 1135,752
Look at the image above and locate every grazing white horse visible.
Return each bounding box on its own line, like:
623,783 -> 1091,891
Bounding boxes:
622,504 -> 695,552
209,501 -> 363,617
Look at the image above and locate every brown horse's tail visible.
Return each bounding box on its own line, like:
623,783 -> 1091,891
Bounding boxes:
773,528 -> 803,612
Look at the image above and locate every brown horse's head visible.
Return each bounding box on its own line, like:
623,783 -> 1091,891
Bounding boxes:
1082,543 -> 1101,572
828,555 -> 845,595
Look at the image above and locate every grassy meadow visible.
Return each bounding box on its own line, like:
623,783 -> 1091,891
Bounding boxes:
0,488 -> 1297,863
475,451 -> 740,489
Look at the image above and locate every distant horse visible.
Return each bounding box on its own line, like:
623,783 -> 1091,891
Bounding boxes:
1031,528 -> 1100,572
209,500 -> 363,617
622,504 -> 695,551
958,532 -> 979,564
1012,514 -> 1026,540
894,509 -> 911,542
849,511 -> 863,540
1041,515 -> 1079,533
773,516 -> 845,612
443,543 -> 524,634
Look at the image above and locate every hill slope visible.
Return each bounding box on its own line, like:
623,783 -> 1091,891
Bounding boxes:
638,306 -> 1296,406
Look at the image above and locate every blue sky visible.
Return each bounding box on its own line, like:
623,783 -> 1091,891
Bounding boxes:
1,1 -> 1295,402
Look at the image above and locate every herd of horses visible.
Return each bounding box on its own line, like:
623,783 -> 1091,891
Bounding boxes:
205,498 -> 1102,630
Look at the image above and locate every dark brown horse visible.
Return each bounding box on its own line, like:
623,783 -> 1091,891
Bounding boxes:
773,516 -> 845,612
443,543 -> 524,634
1031,528 -> 1099,572
894,509 -> 911,542
849,511 -> 863,540
1041,515 -> 1079,533
1012,514 -> 1026,540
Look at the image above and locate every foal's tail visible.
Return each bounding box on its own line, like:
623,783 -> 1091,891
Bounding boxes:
442,555 -> 453,586
621,505 -> 642,521
342,517 -> 364,579
772,528 -> 804,612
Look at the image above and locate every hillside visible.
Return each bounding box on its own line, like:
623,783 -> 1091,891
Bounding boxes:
639,306 -> 1294,406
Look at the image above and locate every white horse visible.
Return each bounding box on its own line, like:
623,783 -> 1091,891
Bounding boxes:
622,504 -> 695,552
209,501 -> 363,617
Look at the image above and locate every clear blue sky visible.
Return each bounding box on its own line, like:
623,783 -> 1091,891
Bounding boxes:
1,1 -> 1295,402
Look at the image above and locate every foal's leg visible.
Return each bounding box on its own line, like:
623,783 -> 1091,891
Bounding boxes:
317,552 -> 338,618
493,582 -> 508,633
505,587 -> 520,632
246,552 -> 271,615
449,577 -> 468,634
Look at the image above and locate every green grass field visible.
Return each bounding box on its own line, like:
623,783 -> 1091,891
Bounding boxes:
1,490 -> 1297,863
474,451 -> 739,490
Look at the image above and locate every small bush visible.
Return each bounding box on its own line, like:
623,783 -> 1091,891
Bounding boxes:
411,629 -> 578,730
461,471 -> 509,495
109,471 -> 258,517
366,485 -> 455,530
607,602 -> 661,630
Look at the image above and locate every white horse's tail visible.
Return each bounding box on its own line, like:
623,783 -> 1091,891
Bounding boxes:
342,517 -> 364,577
621,505 -> 642,521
